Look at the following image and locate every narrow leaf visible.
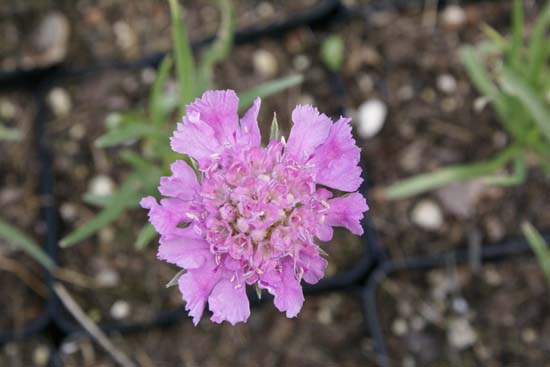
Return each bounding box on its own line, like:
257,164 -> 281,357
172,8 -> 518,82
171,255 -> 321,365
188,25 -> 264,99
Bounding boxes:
522,221 -> 550,284
135,223 -> 157,250
238,74 -> 303,111
0,124 -> 22,141
168,0 -> 196,113
509,0 -> 524,65
269,112 -> 280,141
166,269 -> 186,288
0,219 -> 56,271
95,123 -> 161,148
527,2 -> 550,82
150,55 -> 173,127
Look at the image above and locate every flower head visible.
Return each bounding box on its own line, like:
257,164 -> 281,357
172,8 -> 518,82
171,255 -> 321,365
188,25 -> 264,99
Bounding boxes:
142,90 -> 368,325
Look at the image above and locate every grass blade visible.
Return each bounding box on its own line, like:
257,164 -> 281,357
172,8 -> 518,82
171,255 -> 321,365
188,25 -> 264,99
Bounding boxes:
501,67 -> 550,141
509,0 -> 524,65
95,123 -> 162,148
60,176 -> 141,247
527,2 -> 550,82
135,223 -> 157,250
197,0 -> 235,92
0,219 -> 56,271
0,124 -> 22,141
522,221 -> 550,284
383,147 -> 517,199
238,74 -> 303,111
168,0 -> 196,113
150,55 -> 173,127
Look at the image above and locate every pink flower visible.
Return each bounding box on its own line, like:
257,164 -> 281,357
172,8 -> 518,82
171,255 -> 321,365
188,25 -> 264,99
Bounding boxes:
141,90 -> 368,325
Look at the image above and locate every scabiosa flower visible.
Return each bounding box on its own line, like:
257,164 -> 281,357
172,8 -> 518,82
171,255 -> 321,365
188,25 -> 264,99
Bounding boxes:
141,90 -> 368,325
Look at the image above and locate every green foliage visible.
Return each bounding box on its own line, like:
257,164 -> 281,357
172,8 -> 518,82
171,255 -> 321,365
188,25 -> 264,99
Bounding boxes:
320,35 -> 345,72
61,0 -> 304,248
0,219 -> 56,271
0,124 -> 22,141
384,0 -> 550,199
522,221 -> 550,285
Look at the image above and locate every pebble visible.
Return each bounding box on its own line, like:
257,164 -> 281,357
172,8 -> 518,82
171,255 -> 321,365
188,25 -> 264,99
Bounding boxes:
356,99 -> 387,139
436,180 -> 486,218
451,297 -> 469,315
110,300 -> 130,319
88,175 -> 114,197
29,12 -> 70,67
358,74 -> 374,93
411,200 -> 444,231
448,318 -> 477,350
32,345 -> 50,367
473,96 -> 490,112
95,268 -> 120,288
47,87 -> 71,117
0,99 -> 16,120
60,202 -> 78,221
292,54 -> 310,72
441,5 -> 466,29
113,21 -> 137,53
253,49 -> 278,78
69,123 -> 86,140
437,74 -> 457,94
397,85 -> 414,101
392,318 -> 408,336
521,328 -> 537,344
61,341 -> 78,354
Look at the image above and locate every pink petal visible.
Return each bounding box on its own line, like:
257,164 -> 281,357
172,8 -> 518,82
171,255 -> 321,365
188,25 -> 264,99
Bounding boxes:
325,193 -> 369,235
237,97 -> 261,147
208,279 -> 250,325
178,258 -> 223,326
300,251 -> 328,285
170,90 -> 239,164
310,117 -> 363,192
285,105 -> 332,161
260,258 -> 304,318
140,196 -> 194,238
158,231 -> 211,269
158,160 -> 199,200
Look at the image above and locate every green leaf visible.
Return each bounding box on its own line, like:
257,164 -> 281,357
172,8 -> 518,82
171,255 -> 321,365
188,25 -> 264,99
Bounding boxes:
60,176 -> 141,247
480,23 -> 508,51
509,0 -> 524,65
482,151 -> 527,186
0,124 -> 22,141
197,0 -> 235,92
135,223 -> 157,250
501,67 -> 550,142
522,221 -> 550,284
527,2 -> 550,83
238,74 -> 304,111
0,219 -> 56,271
95,123 -> 162,148
269,113 -> 280,141
150,55 -> 174,127
384,147 -> 517,199
168,0 -> 196,113
82,193 -> 112,208
320,35 -> 345,72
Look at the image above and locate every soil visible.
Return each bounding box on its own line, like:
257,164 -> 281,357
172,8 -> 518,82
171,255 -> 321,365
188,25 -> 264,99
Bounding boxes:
2,0 -> 550,366
0,336 -> 53,367
0,92 -> 46,333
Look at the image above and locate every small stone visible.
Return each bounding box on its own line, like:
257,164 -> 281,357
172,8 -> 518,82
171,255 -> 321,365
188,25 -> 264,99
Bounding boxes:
358,74 -> 374,93
141,67 -> 156,84
483,266 -> 502,286
0,99 -> 16,120
411,200 -> 444,231
448,318 -> 477,350
32,345 -> 50,367
99,226 -> 115,244
88,175 -> 114,197
473,96 -> 490,112
441,5 -> 466,29
397,85 -> 414,101
317,307 -> 332,325
298,94 -> 314,106
485,216 -> 505,242
47,87 -> 72,117
110,300 -> 130,319
392,318 -> 408,336
436,180 -> 486,218
61,341 -> 78,354
253,49 -> 278,78
437,74 -> 457,94
257,2 -> 275,18
60,202 -> 78,221
451,297 -> 469,314
411,316 -> 426,331
69,123 -> 86,140
356,99 -> 387,139
521,328 -> 537,344
95,267 -> 120,288
29,12 -> 70,67
113,21 -> 137,53
292,54 -> 310,72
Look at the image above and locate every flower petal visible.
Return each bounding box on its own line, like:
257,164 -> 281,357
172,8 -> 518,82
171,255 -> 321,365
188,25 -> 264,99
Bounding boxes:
159,160 -> 199,200
285,105 -> 332,161
238,97 -> 261,147
310,117 -> 363,192
325,193 -> 369,235
300,250 -> 328,285
158,231 -> 211,269
260,258 -> 304,318
140,196 -> 195,238
178,258 -> 222,326
208,279 -> 250,325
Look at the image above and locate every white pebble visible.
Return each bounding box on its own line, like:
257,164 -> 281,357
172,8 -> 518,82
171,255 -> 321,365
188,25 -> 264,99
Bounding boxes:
441,5 -> 466,28
292,54 -> 310,72
110,300 -> 130,319
437,74 -> 457,94
88,175 -> 114,197
47,87 -> 72,117
253,49 -> 278,77
448,318 -> 477,350
411,200 -> 444,231
0,99 -> 16,119
392,318 -> 408,336
95,268 -> 120,288
356,99 -> 387,139
32,345 -> 50,367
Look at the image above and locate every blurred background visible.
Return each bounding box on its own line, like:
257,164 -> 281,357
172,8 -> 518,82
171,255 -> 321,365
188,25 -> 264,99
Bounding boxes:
0,0 -> 549,366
